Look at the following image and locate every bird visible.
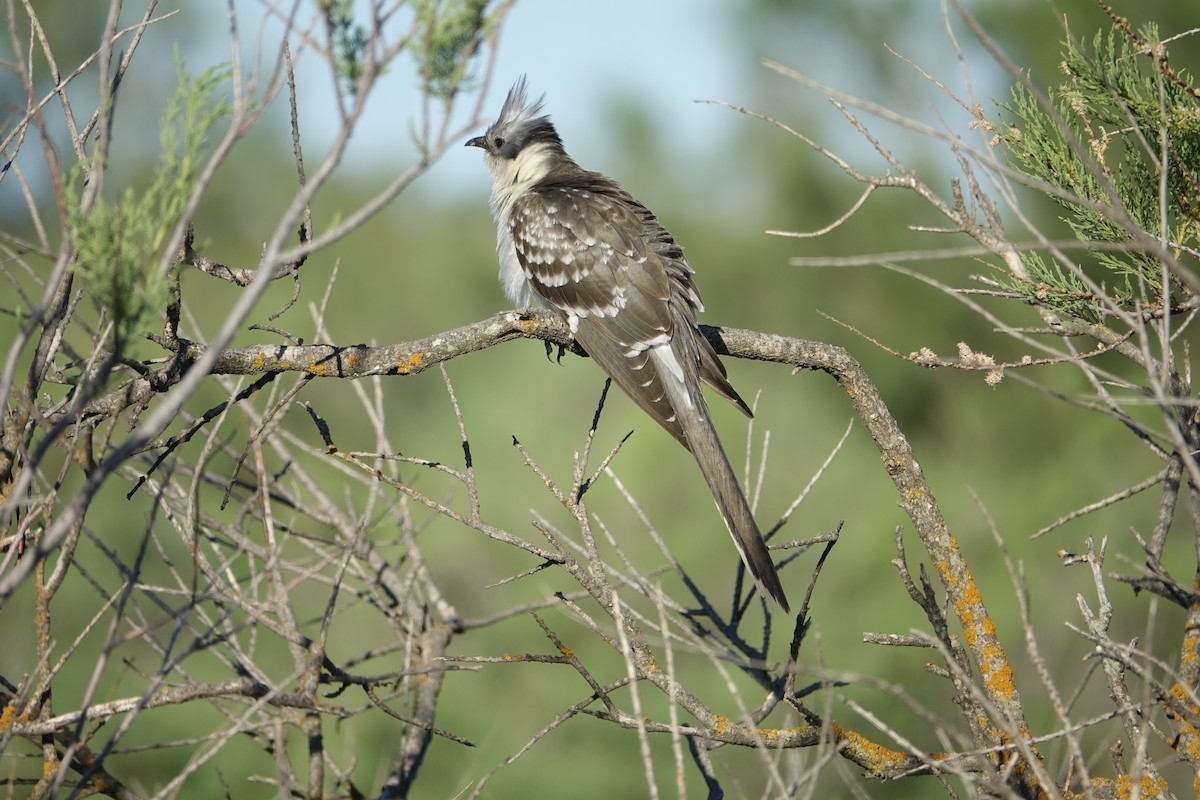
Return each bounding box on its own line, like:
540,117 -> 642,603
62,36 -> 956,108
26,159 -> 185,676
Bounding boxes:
466,77 -> 789,612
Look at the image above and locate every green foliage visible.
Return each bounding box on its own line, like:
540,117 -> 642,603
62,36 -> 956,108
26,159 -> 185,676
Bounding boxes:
413,0 -> 490,98
995,23 -> 1200,319
1015,250 -> 1105,323
322,0 -> 369,96
320,0 -> 490,99
68,53 -> 230,349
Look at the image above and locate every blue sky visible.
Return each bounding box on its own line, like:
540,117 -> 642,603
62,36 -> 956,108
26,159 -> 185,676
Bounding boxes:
267,0 -> 985,202
1,1 -> 998,224
349,0 -> 756,198
470,1 -> 746,170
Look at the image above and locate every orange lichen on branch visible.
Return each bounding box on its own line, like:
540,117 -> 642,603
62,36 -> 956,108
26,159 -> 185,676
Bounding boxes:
939,563 -> 959,587
395,352 -> 425,374
832,723 -> 913,776
1182,642 -> 1198,668
1119,774 -> 1171,799
701,715 -> 820,748
1087,774 -> 1172,799
1178,613 -> 1200,670
953,578 -> 995,641
980,641 -> 1016,700
1165,682 -> 1200,761
1167,681 -> 1200,717
754,727 -> 781,743
931,530 -> 1031,757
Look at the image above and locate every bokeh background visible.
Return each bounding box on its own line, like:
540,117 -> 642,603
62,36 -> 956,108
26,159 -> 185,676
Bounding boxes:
3,0 -> 1199,796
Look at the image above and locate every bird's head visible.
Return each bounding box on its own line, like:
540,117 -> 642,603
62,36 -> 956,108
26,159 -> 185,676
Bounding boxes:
467,77 -> 566,187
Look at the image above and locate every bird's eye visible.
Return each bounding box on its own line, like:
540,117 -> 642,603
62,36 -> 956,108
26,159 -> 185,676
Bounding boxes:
491,136 -> 505,149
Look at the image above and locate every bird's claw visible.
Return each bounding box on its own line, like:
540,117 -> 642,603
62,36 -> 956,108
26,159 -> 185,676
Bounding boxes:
543,340 -> 570,364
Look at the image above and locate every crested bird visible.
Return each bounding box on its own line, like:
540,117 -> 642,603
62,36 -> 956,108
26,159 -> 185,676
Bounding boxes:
467,78 -> 789,611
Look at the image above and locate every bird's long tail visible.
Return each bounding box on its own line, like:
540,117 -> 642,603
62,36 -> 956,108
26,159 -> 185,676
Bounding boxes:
651,348 -> 790,612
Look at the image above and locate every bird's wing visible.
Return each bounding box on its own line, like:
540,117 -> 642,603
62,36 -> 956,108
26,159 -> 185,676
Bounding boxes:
626,198 -> 754,421
511,183 -> 692,447
511,183 -> 753,434
509,182 -> 790,610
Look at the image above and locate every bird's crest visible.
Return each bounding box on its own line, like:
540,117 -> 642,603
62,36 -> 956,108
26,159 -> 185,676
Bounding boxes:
485,76 -> 561,156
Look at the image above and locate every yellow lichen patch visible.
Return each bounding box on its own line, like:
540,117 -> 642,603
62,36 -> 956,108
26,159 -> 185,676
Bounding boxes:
1168,708 -> 1200,761
0,702 -> 13,730
519,317 -> 538,335
981,649 -> 1016,700
981,641 -> 1004,660
308,359 -> 327,376
954,572 -> 1000,641
1168,682 -> 1200,718
711,714 -> 730,734
396,352 -> 425,374
251,353 -> 266,371
559,646 -> 574,659
959,579 -> 980,606
753,727 -> 781,743
1093,773 -> 1172,799
832,723 -> 909,776
1179,628 -> 1200,667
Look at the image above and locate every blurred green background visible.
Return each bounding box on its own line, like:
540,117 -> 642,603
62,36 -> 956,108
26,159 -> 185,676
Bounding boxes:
3,0 -> 1198,796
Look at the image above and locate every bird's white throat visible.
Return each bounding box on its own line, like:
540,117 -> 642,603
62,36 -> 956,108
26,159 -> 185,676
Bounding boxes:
485,142 -> 557,221
486,142 -> 559,306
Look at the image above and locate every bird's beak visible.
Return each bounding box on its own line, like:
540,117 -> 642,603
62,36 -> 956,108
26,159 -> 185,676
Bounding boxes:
465,136 -> 486,149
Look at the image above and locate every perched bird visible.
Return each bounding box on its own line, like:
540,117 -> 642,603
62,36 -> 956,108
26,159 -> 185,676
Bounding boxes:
467,78 -> 789,611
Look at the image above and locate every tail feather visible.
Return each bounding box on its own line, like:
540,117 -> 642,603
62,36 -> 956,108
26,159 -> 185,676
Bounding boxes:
651,348 -> 790,612
569,316 -> 789,611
